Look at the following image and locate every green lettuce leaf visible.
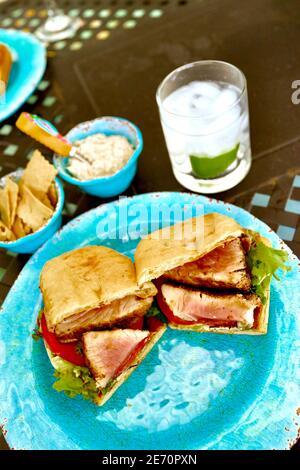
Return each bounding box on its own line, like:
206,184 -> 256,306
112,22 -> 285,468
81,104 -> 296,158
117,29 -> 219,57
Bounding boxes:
247,238 -> 291,304
51,355 -> 98,401
146,301 -> 166,323
31,309 -> 44,341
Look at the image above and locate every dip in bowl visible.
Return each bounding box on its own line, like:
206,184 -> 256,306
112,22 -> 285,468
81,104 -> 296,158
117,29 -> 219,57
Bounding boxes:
53,117 -> 143,197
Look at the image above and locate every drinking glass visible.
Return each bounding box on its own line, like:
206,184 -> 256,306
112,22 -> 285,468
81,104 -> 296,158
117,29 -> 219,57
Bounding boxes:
156,60 -> 251,193
36,0 -> 81,43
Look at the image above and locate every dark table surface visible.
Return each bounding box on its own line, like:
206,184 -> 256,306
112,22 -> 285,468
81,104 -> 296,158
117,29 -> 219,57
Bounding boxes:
0,0 -> 299,451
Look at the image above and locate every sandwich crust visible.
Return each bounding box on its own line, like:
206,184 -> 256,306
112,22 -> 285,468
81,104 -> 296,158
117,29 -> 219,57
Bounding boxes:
135,213 -> 244,285
40,245 -> 156,332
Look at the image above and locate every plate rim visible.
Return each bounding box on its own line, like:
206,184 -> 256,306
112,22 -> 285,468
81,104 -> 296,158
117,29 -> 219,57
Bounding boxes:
0,29 -> 46,122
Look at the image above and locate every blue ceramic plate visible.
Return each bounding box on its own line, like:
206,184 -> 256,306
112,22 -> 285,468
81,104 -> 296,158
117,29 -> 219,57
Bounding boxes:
0,29 -> 46,122
0,193 -> 299,450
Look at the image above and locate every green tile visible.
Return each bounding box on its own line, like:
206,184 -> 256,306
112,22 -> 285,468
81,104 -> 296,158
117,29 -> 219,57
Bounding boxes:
38,80 -> 50,91
2,18 -> 12,27
28,18 -> 40,27
70,41 -> 83,51
69,9 -> 80,17
42,96 -> 56,107
132,9 -> 145,18
54,40 -> 67,50
54,114 -> 64,124
6,250 -> 18,258
80,30 -> 93,40
0,267 -> 6,281
66,202 -> 77,215
115,9 -> 127,18
99,9 -> 111,18
149,9 -> 163,18
26,150 -> 34,160
11,9 -> 23,18
0,124 -> 12,136
83,9 -> 95,18
123,20 -> 137,29
27,94 -> 38,105
106,20 -> 119,29
4,144 -> 18,156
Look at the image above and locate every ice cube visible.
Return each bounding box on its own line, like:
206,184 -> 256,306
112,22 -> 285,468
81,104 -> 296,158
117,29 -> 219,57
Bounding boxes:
212,87 -> 239,114
190,94 -> 212,111
163,81 -> 221,116
205,106 -> 241,134
199,137 -> 225,157
189,81 -> 221,99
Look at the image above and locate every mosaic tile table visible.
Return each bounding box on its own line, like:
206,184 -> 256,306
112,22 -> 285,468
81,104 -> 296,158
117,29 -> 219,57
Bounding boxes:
0,0 -> 300,451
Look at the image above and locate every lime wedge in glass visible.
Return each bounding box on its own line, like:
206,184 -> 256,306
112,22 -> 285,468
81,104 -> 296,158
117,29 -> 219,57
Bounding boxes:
190,143 -> 240,179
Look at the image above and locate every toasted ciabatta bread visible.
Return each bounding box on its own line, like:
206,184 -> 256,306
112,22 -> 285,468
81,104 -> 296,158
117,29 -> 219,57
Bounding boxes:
135,213 -> 244,285
40,246 -> 157,334
135,214 -> 271,335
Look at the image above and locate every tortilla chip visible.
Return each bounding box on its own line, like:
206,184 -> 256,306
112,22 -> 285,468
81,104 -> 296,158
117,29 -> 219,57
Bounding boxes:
20,150 -> 57,201
17,185 -> 53,232
47,182 -> 58,208
12,216 -> 28,239
6,177 -> 18,228
0,220 -> 16,242
0,177 -> 19,229
40,193 -> 54,210
0,185 -> 10,228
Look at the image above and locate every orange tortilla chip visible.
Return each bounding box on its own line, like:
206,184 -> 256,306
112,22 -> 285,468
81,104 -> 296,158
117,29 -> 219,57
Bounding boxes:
47,182 -> 58,208
40,193 -> 54,210
20,150 -> 57,201
12,216 -> 28,239
0,220 -> 16,242
17,185 -> 53,232
6,177 -> 19,228
0,184 -> 10,228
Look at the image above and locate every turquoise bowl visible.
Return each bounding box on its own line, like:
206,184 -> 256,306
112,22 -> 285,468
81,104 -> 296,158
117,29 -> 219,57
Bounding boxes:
53,116 -> 143,197
0,170 -> 64,254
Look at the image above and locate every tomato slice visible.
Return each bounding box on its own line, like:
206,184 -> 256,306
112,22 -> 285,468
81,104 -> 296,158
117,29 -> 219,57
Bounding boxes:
146,316 -> 164,332
40,313 -> 86,367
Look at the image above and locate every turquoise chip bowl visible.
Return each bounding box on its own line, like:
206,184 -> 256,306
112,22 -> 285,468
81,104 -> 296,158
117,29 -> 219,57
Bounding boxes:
53,116 -> 143,197
0,170 -> 64,254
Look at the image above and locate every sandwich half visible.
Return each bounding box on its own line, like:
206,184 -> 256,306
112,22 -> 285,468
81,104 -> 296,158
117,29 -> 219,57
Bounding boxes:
135,213 -> 289,334
39,311 -> 166,405
40,245 -> 157,342
38,245 -> 165,404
